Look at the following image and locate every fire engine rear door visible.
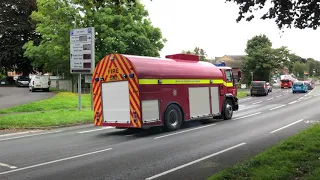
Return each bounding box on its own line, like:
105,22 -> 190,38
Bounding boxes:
101,81 -> 130,124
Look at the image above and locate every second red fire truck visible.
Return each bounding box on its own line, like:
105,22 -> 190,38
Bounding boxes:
92,53 -> 239,131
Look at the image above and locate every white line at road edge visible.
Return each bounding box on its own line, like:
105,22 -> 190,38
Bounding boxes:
0,131 -> 62,142
0,162 -> 17,169
232,112 -> 261,121
270,119 -> 304,134
77,127 -> 114,134
269,104 -> 286,111
252,101 -> 262,105
145,143 -> 246,180
0,130 -> 42,138
0,148 -> 113,175
288,100 -> 297,105
154,124 -> 216,139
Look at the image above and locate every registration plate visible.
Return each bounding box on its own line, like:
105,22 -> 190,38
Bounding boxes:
252,91 -> 257,93
36,85 -> 40,87
296,87 -> 301,89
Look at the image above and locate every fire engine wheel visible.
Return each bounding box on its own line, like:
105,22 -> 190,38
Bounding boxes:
222,99 -> 233,120
164,104 -> 183,131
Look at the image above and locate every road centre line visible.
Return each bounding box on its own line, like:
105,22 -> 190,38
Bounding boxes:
0,148 -> 113,175
77,127 -> 114,134
252,101 -> 262,105
0,131 -> 62,142
154,124 -> 216,139
288,100 -> 297,105
270,119 -> 304,134
239,97 -> 252,101
145,142 -> 246,180
304,96 -> 311,100
232,112 -> 261,121
267,98 -> 273,100
269,105 -> 286,110
276,95 -> 282,98
0,162 -> 17,169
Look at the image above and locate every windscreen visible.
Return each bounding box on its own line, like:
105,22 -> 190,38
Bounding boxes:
251,81 -> 264,86
18,76 -> 29,81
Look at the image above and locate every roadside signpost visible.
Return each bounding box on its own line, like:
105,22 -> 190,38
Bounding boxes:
70,27 -> 95,110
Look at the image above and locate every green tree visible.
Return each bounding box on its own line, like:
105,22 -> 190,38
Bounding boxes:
292,61 -> 307,78
182,47 -> 207,61
242,35 -> 279,84
226,0 -> 320,30
24,0 -> 166,75
0,0 -> 39,75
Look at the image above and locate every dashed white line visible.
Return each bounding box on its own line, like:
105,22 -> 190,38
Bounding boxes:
239,97 -> 252,101
270,119 -> 304,134
0,148 -> 113,175
269,105 -> 286,110
276,95 -> 282,98
0,131 -> 62,142
145,143 -> 246,180
284,93 -> 288,95
154,124 -> 216,139
0,162 -> 17,169
288,100 -> 297,105
232,112 -> 261,121
267,98 -> 273,100
304,96 -> 311,100
252,101 -> 262,105
77,127 -> 114,134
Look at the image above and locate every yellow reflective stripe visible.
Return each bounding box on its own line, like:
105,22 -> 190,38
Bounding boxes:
138,79 -> 233,86
162,79 -> 210,84
139,79 -> 158,84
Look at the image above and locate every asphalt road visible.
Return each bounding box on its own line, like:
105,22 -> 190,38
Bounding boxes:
0,87 -> 55,110
0,87 -> 320,180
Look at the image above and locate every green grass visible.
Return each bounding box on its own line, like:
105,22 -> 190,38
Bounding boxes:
0,109 -> 93,129
208,124 -> 320,180
237,91 -> 248,99
0,92 -> 91,114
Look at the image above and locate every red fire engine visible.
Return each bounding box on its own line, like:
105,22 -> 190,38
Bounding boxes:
92,53 -> 239,131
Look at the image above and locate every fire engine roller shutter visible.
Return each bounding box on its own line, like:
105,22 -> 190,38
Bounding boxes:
101,81 -> 130,123
188,87 -> 211,118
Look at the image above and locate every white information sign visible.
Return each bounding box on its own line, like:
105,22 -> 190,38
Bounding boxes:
70,27 -> 95,74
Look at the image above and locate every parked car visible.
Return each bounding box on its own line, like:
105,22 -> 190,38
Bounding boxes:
250,81 -> 269,96
304,81 -> 314,90
292,81 -> 308,93
29,74 -> 51,92
266,82 -> 272,92
16,76 -> 30,87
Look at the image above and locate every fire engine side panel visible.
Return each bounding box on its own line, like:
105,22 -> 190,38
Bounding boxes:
101,81 -> 130,124
188,87 -> 211,118
141,100 -> 160,123
210,87 -> 220,114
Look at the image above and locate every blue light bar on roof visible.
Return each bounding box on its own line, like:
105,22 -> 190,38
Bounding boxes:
215,62 -> 226,66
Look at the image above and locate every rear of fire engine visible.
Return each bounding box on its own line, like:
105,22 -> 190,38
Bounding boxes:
92,53 -> 239,131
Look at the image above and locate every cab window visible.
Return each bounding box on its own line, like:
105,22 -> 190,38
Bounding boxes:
225,69 -> 233,82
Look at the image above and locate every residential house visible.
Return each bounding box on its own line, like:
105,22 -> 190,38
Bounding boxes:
214,55 -> 245,83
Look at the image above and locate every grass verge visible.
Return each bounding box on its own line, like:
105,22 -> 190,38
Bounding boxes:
208,124 -> 320,180
0,92 -> 91,114
0,109 -> 93,129
237,91 -> 248,99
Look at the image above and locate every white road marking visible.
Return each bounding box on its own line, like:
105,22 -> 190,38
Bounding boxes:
276,95 -> 282,98
0,131 -> 62,142
269,105 -> 286,110
0,162 -> 17,169
284,93 -> 288,95
145,143 -> 246,180
304,96 -> 311,100
267,98 -> 273,100
298,97 -> 304,101
252,101 -> 262,105
232,112 -> 261,120
270,119 -> 304,134
77,127 -> 114,134
0,130 -> 42,138
154,124 -> 216,139
0,148 -> 113,175
288,100 -> 297,105
239,97 -> 252,101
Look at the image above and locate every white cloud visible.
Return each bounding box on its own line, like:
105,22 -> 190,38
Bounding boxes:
141,0 -> 320,60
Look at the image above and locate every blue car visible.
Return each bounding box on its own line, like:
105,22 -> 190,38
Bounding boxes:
292,81 -> 308,93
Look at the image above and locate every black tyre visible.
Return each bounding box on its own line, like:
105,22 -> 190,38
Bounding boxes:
222,99 -> 233,120
164,104 -> 183,131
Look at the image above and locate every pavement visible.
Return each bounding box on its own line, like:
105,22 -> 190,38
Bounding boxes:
0,87 -> 55,110
0,87 -> 320,180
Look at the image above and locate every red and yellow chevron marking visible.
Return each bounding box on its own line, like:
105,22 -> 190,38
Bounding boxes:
92,54 -> 141,128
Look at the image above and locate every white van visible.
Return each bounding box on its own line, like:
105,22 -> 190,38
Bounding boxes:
29,75 -> 51,92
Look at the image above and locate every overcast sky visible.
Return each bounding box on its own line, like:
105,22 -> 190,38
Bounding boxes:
141,0 -> 320,60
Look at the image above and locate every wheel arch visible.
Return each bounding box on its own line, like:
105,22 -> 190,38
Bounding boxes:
163,101 -> 185,122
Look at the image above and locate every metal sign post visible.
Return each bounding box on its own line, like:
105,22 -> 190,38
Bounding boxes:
70,27 -> 95,111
